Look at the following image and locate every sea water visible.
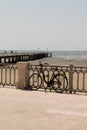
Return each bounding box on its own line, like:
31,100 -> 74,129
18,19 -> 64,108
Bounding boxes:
51,51 -> 87,60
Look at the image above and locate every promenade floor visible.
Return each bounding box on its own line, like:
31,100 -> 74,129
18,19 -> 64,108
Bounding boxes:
0,88 -> 87,130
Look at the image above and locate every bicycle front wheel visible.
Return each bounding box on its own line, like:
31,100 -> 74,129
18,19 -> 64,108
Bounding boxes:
53,74 -> 68,93
28,73 -> 42,90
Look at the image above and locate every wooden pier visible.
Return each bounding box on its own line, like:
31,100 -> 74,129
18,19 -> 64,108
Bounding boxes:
0,52 -> 52,64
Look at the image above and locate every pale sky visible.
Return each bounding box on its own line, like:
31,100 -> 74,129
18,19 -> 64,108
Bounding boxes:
0,0 -> 87,51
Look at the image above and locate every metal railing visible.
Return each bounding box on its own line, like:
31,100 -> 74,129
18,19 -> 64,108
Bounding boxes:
28,64 -> 87,93
0,64 -> 18,88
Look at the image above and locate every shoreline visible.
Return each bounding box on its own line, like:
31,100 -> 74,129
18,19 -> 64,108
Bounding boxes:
29,57 -> 87,67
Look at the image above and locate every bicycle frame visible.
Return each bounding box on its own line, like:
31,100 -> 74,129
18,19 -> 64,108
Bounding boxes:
39,64 -> 55,86
28,63 -> 68,93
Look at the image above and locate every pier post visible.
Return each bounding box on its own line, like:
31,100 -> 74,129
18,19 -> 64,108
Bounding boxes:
12,57 -> 14,63
8,58 -> 10,63
4,58 -> 6,63
50,53 -> 52,57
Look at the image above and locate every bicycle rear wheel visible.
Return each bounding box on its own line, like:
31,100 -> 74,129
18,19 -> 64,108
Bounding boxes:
53,74 -> 68,93
28,73 -> 42,90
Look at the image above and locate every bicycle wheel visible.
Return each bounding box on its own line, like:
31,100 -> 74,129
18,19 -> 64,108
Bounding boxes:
28,73 -> 42,90
52,74 -> 68,93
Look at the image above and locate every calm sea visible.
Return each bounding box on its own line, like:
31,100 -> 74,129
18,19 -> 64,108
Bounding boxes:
51,51 -> 87,60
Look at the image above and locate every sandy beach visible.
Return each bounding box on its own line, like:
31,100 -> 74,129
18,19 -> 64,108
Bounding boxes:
29,57 -> 87,67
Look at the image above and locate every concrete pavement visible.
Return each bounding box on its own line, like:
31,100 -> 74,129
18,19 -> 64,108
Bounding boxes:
0,88 -> 87,130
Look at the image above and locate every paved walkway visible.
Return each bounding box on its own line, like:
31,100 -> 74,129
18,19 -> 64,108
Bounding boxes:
0,88 -> 87,130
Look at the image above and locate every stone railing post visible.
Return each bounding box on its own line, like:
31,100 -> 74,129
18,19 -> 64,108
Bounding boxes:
69,64 -> 73,93
16,62 -> 29,90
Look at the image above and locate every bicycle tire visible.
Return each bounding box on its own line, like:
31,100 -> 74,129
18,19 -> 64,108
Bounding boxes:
52,74 -> 68,93
28,73 -> 42,90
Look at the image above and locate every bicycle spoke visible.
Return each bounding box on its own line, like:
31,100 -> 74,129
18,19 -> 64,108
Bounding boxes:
53,74 -> 68,93
28,73 -> 42,90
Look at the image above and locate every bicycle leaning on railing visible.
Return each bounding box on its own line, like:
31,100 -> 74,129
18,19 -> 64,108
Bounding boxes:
27,63 -> 68,93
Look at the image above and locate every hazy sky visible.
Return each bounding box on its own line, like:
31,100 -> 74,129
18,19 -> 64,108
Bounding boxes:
0,0 -> 87,50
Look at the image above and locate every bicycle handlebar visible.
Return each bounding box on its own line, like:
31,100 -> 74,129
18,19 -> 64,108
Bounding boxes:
39,62 -> 49,66
44,63 -> 49,66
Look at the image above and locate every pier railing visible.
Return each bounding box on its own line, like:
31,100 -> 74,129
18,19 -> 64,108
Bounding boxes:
0,52 -> 52,63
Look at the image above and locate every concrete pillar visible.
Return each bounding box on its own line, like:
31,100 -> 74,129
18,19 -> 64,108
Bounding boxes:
22,56 -> 23,61
18,56 -> 21,61
12,57 -> 14,63
28,56 -> 30,60
10,57 -> 12,63
16,57 -> 19,62
20,56 -> 21,61
16,62 -> 29,89
8,58 -> 10,63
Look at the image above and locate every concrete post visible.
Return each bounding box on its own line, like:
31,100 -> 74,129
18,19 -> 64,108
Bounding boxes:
16,62 -> 29,89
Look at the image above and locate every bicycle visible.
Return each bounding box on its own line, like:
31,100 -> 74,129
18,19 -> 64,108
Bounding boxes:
28,63 -> 68,93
